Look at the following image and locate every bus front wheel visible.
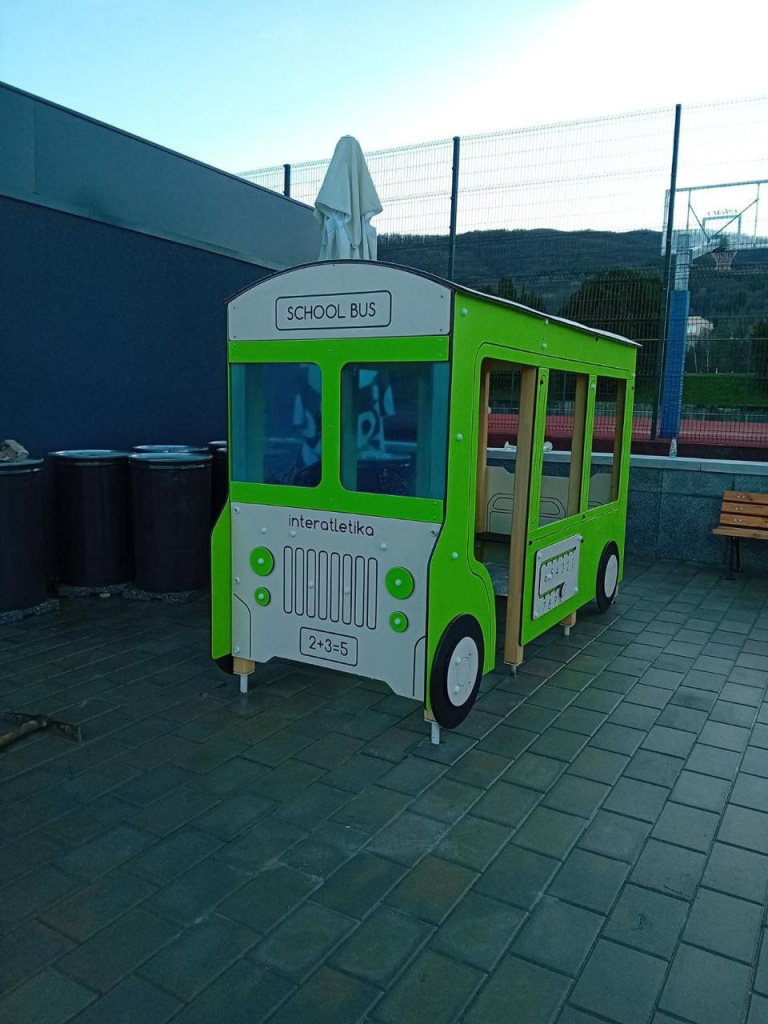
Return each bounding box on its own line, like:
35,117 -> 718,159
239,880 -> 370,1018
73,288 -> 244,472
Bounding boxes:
429,615 -> 485,729
596,542 -> 620,613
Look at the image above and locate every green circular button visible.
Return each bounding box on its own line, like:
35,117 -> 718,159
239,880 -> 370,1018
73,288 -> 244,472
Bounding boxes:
254,587 -> 271,607
250,547 -> 274,576
390,612 -> 409,633
385,567 -> 414,599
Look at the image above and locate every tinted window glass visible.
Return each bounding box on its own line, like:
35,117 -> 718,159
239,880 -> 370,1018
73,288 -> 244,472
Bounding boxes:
341,362 -> 450,498
230,363 -> 321,486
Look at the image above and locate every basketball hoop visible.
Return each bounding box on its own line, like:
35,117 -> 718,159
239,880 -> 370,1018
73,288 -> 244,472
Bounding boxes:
711,248 -> 736,272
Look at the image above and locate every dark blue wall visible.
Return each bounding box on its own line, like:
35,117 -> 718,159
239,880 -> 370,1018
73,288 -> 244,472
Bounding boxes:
1,196 -> 268,456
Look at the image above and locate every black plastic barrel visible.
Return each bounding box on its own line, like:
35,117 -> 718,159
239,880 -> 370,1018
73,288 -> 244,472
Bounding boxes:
129,452 -> 212,593
0,459 -> 47,614
133,444 -> 208,455
50,450 -> 133,588
210,444 -> 228,523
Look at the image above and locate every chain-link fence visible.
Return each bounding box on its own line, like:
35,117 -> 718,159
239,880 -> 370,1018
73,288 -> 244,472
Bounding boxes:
241,96 -> 768,453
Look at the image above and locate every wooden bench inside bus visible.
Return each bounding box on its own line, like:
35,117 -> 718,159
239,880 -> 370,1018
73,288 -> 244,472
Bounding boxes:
713,491 -> 768,577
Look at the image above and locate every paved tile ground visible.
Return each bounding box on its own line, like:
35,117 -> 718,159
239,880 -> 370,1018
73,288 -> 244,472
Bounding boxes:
2,556 -> 768,1024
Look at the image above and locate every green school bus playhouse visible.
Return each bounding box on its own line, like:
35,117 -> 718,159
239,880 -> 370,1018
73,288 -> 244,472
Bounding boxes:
211,261 -> 637,738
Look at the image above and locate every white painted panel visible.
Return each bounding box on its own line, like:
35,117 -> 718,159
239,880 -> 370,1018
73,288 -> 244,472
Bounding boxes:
229,262 -> 452,340
532,534 -> 582,620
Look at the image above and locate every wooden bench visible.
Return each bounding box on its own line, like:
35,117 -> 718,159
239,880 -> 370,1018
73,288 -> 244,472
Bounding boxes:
713,491 -> 768,577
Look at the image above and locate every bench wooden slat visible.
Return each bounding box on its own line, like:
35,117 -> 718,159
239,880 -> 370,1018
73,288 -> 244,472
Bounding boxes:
724,491 -> 768,506
714,526 -> 768,540
720,513 -> 768,529
722,502 -> 768,515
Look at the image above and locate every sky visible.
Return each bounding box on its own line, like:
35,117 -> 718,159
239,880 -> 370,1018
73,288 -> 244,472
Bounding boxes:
2,0 -> 767,176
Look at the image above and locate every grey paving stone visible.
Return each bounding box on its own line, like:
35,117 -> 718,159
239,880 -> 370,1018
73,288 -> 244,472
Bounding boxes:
569,746 -> 629,785
603,777 -> 669,823
743,746 -> 768,778
627,683 -> 673,709
578,810 -> 651,863
702,842 -> 768,902
433,815 -> 510,871
590,723 -> 646,756
331,905 -> 432,986
40,868 -> 155,941
276,783 -> 352,830
367,812 -> 449,866
684,670 -> 726,694
146,857 -> 251,924
506,706 -> 560,734
378,755 -> 447,795
0,921 -> 74,998
68,976 -> 181,1024
528,728 -> 588,762
748,995 -> 768,1024
430,890 -> 523,971
213,816 -> 306,873
604,884 -> 688,958
281,821 -> 370,878
652,802 -> 719,852
575,687 -> 624,711
699,720 -> 750,752
671,770 -> 731,813
708,700 -> 756,728
0,863 -> 82,931
322,753 -> 393,793
266,964 -> 377,1024
139,915 -> 258,1000
125,786 -> 219,836
571,939 -> 667,1024
252,902 -> 355,980
294,732 -> 366,770
126,827 -> 221,885
193,792 -> 273,840
515,806 -> 587,858
332,786 -> 411,832
553,706 -> 607,736
686,743 -> 741,780
720,682 -> 763,707
512,895 -> 603,975
0,967 -> 95,1024
642,725 -> 695,758
476,724 -> 537,760
609,702 -> 660,731
656,704 -> 708,733
374,948 -> 484,1024
444,750 -> 508,789
543,775 -> 609,817
249,758 -> 326,802
57,824 -> 154,879
672,687 -> 718,711
464,955 -> 570,1024
473,780 -> 540,827
113,764 -> 196,806
548,847 -> 629,913
385,855 -> 477,925
56,907 -> 179,992
504,753 -> 567,791
474,843 -> 560,909
171,960 -> 293,1024
719,805 -> 768,854
731,772 -> 768,813
218,862 -> 320,931
315,853 -> 406,919
631,838 -> 706,899
411,730 -> 476,765
242,729 -> 315,767
411,778 -> 482,824
683,888 -> 762,963
660,943 -> 751,1024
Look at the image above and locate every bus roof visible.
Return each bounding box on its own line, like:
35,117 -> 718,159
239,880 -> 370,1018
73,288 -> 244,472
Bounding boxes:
227,260 -> 640,349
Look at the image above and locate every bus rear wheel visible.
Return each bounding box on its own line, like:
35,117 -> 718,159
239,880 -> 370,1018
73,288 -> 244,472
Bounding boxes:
429,615 -> 484,729
596,542 -> 620,613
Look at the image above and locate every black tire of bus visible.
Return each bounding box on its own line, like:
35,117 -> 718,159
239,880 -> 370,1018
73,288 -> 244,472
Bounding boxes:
429,615 -> 485,729
215,654 -> 235,675
595,541 -> 620,613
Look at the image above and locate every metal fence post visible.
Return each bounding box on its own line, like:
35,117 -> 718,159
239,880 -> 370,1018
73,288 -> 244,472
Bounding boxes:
283,164 -> 291,198
651,104 -> 682,440
447,136 -> 461,280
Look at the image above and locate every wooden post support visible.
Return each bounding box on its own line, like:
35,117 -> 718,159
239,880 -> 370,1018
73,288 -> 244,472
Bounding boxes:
560,610 -> 577,636
233,657 -> 256,695
504,365 -> 537,668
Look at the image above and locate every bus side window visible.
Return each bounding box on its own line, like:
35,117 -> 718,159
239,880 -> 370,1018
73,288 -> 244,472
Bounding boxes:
589,377 -> 626,508
539,370 -> 588,527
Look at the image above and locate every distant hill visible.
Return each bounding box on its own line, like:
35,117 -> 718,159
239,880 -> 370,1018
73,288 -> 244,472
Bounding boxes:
378,228 -> 768,320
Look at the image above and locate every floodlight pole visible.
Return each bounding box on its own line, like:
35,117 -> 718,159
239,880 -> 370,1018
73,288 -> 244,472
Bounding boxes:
283,164 -> 291,198
652,104 -> 683,441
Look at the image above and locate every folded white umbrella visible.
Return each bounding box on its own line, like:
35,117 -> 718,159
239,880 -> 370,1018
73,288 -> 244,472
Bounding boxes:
314,136 -> 382,260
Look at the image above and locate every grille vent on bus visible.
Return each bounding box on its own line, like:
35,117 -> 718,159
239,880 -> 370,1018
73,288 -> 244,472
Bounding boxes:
282,547 -> 378,628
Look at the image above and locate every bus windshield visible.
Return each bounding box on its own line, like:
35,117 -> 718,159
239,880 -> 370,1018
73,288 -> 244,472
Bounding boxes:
340,361 -> 450,500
